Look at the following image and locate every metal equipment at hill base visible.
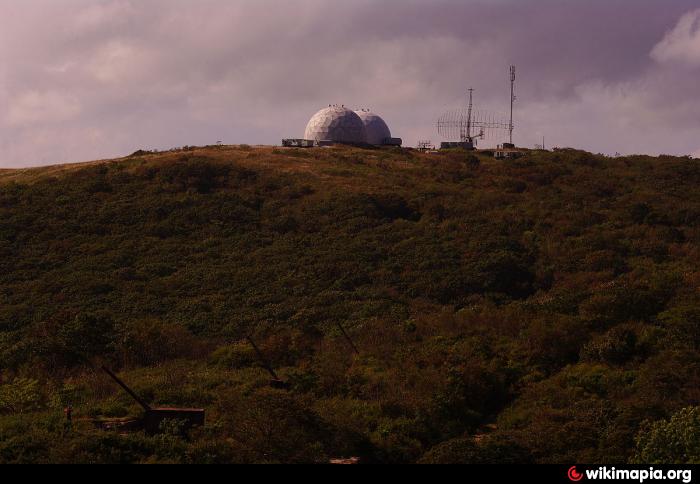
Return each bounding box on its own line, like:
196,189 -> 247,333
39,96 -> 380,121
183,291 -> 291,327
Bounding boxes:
101,366 -> 205,435
336,321 -> 360,355
245,336 -> 290,389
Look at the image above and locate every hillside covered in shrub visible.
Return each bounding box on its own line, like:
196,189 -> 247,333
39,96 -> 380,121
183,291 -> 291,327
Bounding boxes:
1,145 -> 700,463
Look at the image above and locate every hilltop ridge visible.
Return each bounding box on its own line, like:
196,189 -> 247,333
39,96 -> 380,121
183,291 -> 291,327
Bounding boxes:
1,145 -> 700,463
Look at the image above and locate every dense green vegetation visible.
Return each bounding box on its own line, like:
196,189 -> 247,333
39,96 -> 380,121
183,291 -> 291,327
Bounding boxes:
1,145 -> 700,463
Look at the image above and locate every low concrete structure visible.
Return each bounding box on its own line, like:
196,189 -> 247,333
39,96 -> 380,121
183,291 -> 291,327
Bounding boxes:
382,137 -> 403,146
441,141 -> 475,150
282,139 -> 315,148
494,146 -> 524,159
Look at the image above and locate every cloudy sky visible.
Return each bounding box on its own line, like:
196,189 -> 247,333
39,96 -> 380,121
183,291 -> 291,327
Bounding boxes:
1,0 -> 699,167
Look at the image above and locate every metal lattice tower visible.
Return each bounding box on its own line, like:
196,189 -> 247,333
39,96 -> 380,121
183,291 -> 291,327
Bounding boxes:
509,65 -> 516,144
462,88 -> 474,142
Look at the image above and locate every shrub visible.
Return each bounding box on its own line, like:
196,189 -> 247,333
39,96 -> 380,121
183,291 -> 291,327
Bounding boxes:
220,388 -> 334,463
658,303 -> 700,349
69,433 -> 155,464
0,378 -> 42,414
632,407 -> 700,464
117,319 -> 199,367
209,342 -> 257,369
58,312 -> 117,361
419,436 -> 532,464
581,325 -> 639,365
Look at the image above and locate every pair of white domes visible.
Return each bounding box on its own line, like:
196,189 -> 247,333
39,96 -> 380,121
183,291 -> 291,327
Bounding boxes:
304,106 -> 392,145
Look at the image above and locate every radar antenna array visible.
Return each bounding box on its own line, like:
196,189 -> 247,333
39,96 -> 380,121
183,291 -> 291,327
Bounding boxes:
437,88 -> 511,144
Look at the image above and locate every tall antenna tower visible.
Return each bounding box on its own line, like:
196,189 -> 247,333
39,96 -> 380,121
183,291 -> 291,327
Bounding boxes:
509,65 -> 516,145
460,88 -> 475,142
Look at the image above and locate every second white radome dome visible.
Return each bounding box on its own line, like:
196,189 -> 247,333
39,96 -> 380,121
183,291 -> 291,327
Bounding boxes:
355,110 -> 392,146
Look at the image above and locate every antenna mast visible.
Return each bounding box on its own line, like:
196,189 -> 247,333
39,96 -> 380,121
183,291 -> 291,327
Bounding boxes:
509,65 -> 516,145
467,88 -> 474,142
460,88 -> 475,142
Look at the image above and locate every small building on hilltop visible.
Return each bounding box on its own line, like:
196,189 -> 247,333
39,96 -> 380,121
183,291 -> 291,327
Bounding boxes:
494,143 -> 525,160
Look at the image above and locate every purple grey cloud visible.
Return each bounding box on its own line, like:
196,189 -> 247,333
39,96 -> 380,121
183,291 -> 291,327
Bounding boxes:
0,0 -> 699,167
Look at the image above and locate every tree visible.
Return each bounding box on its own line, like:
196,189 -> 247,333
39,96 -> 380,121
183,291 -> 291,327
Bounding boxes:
632,407 -> 700,464
0,378 -> 42,414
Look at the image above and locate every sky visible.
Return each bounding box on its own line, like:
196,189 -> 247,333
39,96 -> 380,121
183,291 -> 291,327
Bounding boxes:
1,0 -> 699,168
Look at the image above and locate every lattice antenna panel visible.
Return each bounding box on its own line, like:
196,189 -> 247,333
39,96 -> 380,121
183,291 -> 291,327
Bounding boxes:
437,108 -> 511,142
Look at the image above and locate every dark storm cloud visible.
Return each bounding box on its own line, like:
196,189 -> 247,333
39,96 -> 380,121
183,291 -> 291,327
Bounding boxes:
1,0 -> 699,167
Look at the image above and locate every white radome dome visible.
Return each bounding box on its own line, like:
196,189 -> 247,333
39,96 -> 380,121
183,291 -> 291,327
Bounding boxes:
355,110 -> 392,145
304,106 -> 368,144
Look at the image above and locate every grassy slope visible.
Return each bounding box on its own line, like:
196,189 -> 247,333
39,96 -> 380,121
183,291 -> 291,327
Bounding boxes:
1,145 -> 700,463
